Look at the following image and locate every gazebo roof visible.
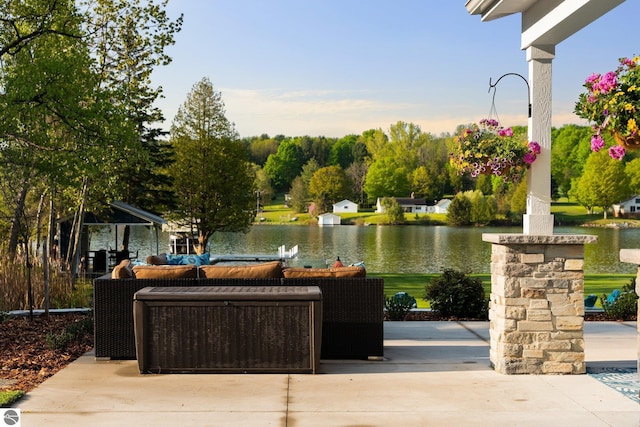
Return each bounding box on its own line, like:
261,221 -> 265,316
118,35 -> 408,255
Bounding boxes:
81,201 -> 167,227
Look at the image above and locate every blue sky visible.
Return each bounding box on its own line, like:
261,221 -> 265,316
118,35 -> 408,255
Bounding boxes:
151,1 -> 640,138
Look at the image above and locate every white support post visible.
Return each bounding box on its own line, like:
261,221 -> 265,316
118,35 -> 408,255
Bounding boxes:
524,45 -> 555,235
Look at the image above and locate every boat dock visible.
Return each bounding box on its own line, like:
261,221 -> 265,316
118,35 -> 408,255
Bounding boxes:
210,245 -> 298,264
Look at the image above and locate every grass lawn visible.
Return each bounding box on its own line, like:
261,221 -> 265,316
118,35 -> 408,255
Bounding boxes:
372,272 -> 634,309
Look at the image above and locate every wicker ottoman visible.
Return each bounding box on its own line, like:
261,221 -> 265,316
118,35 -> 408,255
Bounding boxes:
133,286 -> 322,374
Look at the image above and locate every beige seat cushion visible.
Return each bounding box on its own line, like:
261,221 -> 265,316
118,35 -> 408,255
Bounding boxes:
282,266 -> 366,278
132,265 -> 198,279
199,261 -> 283,279
111,259 -> 133,279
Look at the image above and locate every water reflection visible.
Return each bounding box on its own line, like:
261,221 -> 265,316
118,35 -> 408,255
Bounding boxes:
94,224 -> 640,274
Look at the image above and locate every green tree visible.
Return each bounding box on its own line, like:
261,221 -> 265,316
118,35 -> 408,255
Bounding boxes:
246,135 -> 279,166
475,174 -> 493,195
380,197 -> 404,225
297,135 -> 332,167
264,138 -> 304,191
288,176 -> 308,214
625,158 -> 640,195
571,150 -> 630,218
329,134 -> 357,168
410,166 -> 432,199
551,125 -> 593,197
84,0 -> 183,216
388,121 -> 423,170
253,165 -> 274,208
308,166 -> 350,214
510,177 -> 528,216
168,78 -> 255,253
467,191 -> 495,225
447,192 -> 472,226
361,128 -> 389,161
345,161 -> 368,205
364,157 -> 410,201
300,158 -> 320,186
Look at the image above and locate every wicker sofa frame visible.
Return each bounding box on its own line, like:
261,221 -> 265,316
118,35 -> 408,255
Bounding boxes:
93,276 -> 384,360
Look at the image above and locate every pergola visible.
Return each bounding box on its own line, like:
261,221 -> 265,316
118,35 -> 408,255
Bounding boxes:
466,1 -> 634,376
466,0 -> 626,235
58,201 -> 167,274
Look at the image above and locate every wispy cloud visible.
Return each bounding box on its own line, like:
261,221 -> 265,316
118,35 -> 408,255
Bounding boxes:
221,88 -> 420,137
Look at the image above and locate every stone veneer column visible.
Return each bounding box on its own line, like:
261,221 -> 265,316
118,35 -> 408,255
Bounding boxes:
619,249 -> 640,378
482,233 -> 597,374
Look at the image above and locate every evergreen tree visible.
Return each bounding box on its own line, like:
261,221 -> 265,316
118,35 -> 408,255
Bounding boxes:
168,78 -> 256,253
447,193 -> 472,226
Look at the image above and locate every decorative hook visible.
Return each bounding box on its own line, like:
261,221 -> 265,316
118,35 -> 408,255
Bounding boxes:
488,73 -> 532,118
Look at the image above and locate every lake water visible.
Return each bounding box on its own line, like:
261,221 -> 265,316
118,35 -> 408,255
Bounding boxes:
90,224 -> 640,274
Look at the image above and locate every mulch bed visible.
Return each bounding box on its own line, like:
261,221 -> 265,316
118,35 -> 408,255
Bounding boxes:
0,313 -> 94,393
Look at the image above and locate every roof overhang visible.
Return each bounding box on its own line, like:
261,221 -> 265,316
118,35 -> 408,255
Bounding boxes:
466,0 -> 626,49
80,201 -> 167,227
465,0 -> 538,21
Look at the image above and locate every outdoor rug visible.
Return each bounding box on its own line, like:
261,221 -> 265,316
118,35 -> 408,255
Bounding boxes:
587,366 -> 639,404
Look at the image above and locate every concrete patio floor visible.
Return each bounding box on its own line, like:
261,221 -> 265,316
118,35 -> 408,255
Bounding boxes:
13,321 -> 639,427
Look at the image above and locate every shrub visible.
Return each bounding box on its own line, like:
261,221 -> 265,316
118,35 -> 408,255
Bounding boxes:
601,280 -> 638,321
385,292 -> 417,321
46,313 -> 93,350
425,269 -> 488,319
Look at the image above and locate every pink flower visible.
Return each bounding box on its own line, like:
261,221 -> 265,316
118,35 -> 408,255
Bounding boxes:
523,152 -> 537,164
596,71 -> 617,93
590,135 -> 605,151
479,118 -> 499,127
498,127 -> 513,137
585,73 -> 600,85
528,141 -> 541,154
621,57 -> 636,68
608,145 -> 625,160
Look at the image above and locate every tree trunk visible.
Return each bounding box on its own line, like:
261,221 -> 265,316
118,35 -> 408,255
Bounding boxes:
68,178 -> 89,286
197,230 -> 212,255
34,191 -> 46,260
43,239 -> 50,316
48,196 -> 57,263
8,183 -> 28,259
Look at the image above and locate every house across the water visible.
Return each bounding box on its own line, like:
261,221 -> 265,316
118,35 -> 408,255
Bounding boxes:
375,196 -> 450,214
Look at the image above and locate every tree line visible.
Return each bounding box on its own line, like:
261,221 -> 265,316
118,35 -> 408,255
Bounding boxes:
244,122 -> 640,224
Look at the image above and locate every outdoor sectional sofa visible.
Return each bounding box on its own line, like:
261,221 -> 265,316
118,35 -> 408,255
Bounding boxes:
93,259 -> 384,361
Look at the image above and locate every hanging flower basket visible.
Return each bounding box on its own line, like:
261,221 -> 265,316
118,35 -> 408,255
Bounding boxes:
614,131 -> 640,150
575,55 -> 640,160
450,118 -> 540,183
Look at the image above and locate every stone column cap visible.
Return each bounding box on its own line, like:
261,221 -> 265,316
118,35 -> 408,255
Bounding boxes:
620,248 -> 640,264
482,233 -> 598,245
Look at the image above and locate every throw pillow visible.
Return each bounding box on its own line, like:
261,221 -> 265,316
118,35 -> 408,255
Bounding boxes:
146,253 -> 168,265
166,253 -> 210,266
111,259 -> 133,279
